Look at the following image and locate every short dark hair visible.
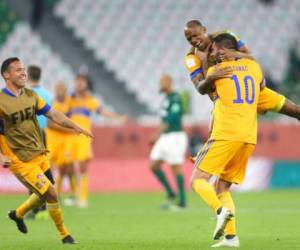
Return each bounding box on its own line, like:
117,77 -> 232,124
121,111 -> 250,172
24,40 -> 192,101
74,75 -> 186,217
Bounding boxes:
1,57 -> 20,77
76,74 -> 88,81
185,20 -> 203,28
213,33 -> 238,50
27,65 -> 41,82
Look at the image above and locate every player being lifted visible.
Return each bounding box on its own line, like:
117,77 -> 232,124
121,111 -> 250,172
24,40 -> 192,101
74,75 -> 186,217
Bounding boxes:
69,75 -> 127,208
149,74 -> 188,209
190,34 -> 262,248
46,81 -> 77,203
0,57 -> 92,244
184,20 -> 300,120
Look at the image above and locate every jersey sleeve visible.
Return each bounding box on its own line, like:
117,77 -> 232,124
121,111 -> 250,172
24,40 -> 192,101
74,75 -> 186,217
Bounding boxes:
90,97 -> 102,114
33,92 -> 52,115
184,54 -> 203,80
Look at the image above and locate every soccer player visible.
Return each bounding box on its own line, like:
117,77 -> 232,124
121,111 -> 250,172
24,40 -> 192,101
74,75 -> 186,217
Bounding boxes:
27,65 -> 53,219
46,81 -> 77,203
190,34 -> 263,248
184,20 -> 300,120
0,57 -> 92,244
149,74 -> 188,209
69,74 -> 127,208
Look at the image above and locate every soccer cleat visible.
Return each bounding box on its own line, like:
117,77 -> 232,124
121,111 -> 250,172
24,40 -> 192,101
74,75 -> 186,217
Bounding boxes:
168,203 -> 187,212
63,197 -> 77,207
8,210 -> 28,234
211,236 -> 240,248
213,207 -> 234,240
77,200 -> 88,208
62,235 -> 77,244
160,194 -> 176,210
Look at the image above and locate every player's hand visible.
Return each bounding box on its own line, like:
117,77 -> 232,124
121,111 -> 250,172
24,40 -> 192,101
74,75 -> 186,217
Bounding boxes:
207,65 -> 233,81
119,115 -> 128,123
0,154 -> 12,168
149,134 -> 159,146
74,126 -> 93,138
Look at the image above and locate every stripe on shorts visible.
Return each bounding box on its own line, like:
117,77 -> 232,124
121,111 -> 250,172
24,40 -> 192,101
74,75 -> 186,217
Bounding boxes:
194,140 -> 214,168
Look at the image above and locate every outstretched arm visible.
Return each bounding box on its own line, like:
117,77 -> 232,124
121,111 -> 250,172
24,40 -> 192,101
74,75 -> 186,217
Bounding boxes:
45,108 -> 93,138
100,109 -> 128,123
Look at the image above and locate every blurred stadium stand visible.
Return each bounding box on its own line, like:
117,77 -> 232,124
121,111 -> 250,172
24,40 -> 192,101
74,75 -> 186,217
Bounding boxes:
2,0 -> 300,120
54,0 -> 300,118
0,22 -> 75,93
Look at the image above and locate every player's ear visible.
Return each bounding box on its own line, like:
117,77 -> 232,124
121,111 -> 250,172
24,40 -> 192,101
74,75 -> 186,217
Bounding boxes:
203,26 -> 207,34
3,71 -> 9,80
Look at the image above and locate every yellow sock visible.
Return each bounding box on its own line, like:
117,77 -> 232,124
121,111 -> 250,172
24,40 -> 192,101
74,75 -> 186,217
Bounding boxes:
47,202 -> 70,239
218,191 -> 236,236
79,174 -> 88,202
192,179 -> 222,213
16,193 -> 43,218
56,174 -> 63,194
70,174 -> 77,197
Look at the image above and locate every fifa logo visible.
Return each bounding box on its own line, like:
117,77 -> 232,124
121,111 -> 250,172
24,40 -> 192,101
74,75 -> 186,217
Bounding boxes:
10,105 -> 35,124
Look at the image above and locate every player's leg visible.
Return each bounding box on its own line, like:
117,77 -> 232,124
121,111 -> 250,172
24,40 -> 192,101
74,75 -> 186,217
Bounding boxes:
78,160 -> 89,208
212,143 -> 255,247
62,163 -> 77,206
150,160 -> 175,200
167,132 -> 188,208
191,141 -> 242,239
150,135 -> 175,201
56,166 -> 67,195
211,179 -> 239,248
190,167 -> 222,213
257,87 -> 300,121
67,163 -> 77,197
279,98 -> 300,121
170,164 -> 186,207
42,185 -> 75,243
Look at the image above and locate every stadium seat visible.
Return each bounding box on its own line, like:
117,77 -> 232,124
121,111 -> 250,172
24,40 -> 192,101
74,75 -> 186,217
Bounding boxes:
54,0 -> 300,120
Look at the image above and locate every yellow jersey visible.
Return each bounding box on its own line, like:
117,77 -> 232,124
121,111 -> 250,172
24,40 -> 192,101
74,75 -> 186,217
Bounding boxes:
69,94 -> 101,131
208,58 -> 262,144
46,96 -> 71,137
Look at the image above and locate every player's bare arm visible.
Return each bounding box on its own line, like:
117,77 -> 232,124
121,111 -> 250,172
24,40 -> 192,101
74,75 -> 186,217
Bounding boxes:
196,65 -> 233,95
219,48 -> 254,61
149,123 -> 168,145
101,109 -> 128,123
47,119 -> 74,133
45,108 -> 93,138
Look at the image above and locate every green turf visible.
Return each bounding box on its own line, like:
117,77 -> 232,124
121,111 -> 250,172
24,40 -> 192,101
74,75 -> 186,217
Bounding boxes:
0,190 -> 299,250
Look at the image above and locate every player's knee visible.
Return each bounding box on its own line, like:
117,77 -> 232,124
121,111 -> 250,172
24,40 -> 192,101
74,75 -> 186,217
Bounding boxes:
150,161 -> 161,172
44,186 -> 58,203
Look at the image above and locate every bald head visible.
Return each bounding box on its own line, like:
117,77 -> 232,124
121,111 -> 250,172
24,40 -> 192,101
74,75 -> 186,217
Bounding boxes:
184,20 -> 210,51
54,81 -> 67,102
159,74 -> 173,93
184,20 -> 203,30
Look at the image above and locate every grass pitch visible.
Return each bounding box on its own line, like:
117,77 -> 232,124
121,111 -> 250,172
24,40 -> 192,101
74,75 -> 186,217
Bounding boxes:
0,190 -> 299,250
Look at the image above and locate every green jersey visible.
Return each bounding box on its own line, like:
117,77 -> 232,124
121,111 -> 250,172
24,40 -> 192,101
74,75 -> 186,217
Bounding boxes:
160,92 -> 183,133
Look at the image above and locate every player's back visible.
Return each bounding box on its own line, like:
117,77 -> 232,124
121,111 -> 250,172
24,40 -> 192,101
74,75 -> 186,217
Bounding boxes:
209,58 -> 263,144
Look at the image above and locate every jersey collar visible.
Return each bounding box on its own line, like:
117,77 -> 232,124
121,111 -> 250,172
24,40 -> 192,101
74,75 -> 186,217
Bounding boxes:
2,88 -> 23,97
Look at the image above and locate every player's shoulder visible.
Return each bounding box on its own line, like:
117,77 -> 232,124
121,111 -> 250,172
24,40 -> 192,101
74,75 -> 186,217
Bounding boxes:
23,87 -> 38,97
186,46 -> 196,56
